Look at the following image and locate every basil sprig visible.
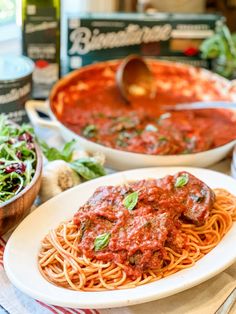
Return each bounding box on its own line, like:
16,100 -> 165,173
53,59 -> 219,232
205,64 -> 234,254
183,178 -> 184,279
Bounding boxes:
175,174 -> 189,188
94,232 -> 111,251
123,191 -> 139,211
37,138 -> 106,180
83,124 -> 97,138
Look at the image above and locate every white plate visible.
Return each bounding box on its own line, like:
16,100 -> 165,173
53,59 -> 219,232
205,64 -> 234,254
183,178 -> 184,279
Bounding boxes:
4,167 -> 236,309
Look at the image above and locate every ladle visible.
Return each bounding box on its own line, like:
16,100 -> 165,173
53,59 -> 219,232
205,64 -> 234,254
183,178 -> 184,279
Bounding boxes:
116,55 -> 155,102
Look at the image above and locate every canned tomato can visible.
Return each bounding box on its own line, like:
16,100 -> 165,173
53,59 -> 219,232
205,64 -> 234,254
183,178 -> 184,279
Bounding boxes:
0,55 -> 34,124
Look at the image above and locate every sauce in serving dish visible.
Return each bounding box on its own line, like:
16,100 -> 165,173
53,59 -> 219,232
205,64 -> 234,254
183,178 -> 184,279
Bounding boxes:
51,61 -> 236,155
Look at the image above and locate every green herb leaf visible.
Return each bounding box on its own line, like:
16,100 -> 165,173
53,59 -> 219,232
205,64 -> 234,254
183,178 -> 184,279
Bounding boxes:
37,138 -> 76,162
159,135 -> 168,142
20,124 -> 35,135
116,131 -> 133,147
175,174 -> 189,188
70,157 -> 106,180
83,124 -> 97,138
45,147 -> 64,161
62,139 -> 76,161
112,116 -> 138,132
116,138 -> 128,147
94,232 -> 111,251
123,191 -> 139,211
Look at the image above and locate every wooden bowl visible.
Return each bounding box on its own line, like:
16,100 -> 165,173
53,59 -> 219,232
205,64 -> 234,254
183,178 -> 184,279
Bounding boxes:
0,143 -> 42,236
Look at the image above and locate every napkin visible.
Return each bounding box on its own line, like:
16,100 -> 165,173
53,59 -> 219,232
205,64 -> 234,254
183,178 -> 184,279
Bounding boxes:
102,264 -> 236,314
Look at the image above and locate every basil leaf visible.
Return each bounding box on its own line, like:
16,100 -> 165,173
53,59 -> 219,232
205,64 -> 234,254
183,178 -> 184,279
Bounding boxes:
175,174 -> 189,188
83,124 -> 97,138
62,139 -> 76,161
19,124 -> 35,135
116,138 -> 128,147
116,131 -> 133,147
159,135 -> 167,142
94,232 -> 111,251
44,147 -> 64,161
123,191 -> 139,211
37,138 -> 76,162
70,157 -> 106,180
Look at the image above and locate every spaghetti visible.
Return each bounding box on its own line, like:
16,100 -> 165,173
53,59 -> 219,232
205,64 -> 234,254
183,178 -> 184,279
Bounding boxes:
38,175 -> 236,292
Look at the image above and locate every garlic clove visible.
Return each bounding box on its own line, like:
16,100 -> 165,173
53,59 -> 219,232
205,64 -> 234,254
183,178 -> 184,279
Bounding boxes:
92,151 -> 106,166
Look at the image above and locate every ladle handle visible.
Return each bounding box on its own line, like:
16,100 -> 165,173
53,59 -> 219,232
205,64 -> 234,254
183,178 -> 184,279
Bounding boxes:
164,101 -> 236,111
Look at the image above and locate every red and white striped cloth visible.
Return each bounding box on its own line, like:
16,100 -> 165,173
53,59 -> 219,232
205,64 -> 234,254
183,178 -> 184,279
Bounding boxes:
0,237 -> 5,268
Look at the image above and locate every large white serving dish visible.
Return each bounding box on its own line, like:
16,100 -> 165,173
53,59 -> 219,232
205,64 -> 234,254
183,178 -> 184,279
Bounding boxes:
4,167 -> 236,309
26,60 -> 236,170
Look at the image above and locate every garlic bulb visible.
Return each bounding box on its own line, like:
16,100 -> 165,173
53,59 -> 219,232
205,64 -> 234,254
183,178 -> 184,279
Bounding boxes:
39,160 -> 81,203
93,151 -> 105,166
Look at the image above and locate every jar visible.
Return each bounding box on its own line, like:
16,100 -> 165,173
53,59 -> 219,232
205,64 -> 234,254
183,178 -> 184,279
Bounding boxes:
0,55 -> 34,124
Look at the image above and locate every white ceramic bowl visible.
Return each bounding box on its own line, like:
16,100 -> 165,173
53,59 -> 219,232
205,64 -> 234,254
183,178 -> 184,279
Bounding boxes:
26,60 -> 236,171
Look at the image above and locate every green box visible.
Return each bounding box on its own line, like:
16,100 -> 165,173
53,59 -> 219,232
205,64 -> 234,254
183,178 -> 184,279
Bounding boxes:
67,12 -> 224,71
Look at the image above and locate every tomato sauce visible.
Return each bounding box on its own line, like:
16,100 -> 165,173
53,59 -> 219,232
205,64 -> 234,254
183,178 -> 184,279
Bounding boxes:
73,172 -> 213,278
52,61 -> 236,155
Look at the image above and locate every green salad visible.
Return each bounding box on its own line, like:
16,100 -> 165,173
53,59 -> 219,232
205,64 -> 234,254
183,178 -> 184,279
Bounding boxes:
0,115 -> 36,204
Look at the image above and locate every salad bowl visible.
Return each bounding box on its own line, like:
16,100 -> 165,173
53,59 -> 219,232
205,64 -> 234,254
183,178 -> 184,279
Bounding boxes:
0,119 -> 42,236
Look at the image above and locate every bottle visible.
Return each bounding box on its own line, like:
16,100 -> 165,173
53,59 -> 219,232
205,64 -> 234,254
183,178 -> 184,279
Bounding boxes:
22,0 -> 60,99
